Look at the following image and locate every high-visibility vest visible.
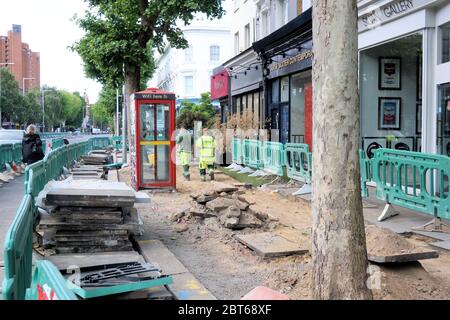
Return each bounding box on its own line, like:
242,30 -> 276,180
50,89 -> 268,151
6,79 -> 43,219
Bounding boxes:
196,135 -> 216,160
176,133 -> 192,153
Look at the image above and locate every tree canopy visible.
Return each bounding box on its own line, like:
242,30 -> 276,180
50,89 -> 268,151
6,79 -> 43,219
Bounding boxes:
176,92 -> 217,129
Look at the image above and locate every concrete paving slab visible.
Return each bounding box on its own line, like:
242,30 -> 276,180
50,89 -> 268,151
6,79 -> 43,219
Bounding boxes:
235,232 -> 309,258
429,241 -> 450,251
136,240 -> 188,276
135,239 -> 215,300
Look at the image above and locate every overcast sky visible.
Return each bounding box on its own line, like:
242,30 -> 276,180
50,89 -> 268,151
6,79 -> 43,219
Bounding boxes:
0,0 -> 102,103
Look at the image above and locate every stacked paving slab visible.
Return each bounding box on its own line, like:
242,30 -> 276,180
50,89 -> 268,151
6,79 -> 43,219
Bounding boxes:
37,180 -> 143,254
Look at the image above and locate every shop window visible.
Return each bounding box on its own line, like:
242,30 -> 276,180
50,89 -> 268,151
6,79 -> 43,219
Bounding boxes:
441,22 -> 450,64
280,76 -> 289,102
254,91 -> 260,127
271,79 -> 279,104
290,70 -> 312,144
359,33 -> 423,156
210,45 -> 220,62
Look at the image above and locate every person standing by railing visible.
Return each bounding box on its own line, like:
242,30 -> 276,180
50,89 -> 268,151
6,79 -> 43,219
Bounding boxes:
22,124 -> 44,165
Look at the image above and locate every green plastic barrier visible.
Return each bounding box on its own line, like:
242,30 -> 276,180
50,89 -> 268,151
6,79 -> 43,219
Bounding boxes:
2,195 -> 34,300
24,161 -> 46,199
90,137 -> 111,150
263,141 -> 285,176
3,141 -> 91,300
111,136 -> 123,151
0,143 -> 12,171
247,139 -> 263,170
0,143 -> 13,171
359,150 -> 372,198
51,139 -> 64,150
231,137 -> 243,165
284,143 -> 312,184
25,261 -> 78,300
242,139 -> 250,166
371,148 -> 450,220
12,143 -> 22,164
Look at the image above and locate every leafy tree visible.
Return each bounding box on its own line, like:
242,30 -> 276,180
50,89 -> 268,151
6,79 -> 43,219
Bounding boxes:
72,0 -> 224,141
42,87 -> 64,131
22,89 -> 43,125
60,90 -> 85,129
0,68 -> 22,124
177,92 -> 217,128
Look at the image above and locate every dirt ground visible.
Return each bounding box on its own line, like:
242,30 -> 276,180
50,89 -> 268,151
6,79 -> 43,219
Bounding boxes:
120,166 -> 450,300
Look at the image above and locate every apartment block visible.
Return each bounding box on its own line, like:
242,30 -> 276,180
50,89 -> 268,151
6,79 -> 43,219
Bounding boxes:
0,24 -> 40,93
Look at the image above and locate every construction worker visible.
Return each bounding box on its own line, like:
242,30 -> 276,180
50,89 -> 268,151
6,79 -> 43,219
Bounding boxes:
176,126 -> 192,181
196,127 -> 217,182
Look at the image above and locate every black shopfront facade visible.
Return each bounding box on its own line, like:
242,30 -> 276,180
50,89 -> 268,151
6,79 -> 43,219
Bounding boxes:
253,8 -> 313,145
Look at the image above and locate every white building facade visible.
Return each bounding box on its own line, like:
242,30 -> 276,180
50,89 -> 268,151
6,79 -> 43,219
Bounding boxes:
358,0 -> 450,157
150,1 -> 233,107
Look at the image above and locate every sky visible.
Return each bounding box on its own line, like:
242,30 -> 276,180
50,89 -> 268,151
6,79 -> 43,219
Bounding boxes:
0,0 -> 102,103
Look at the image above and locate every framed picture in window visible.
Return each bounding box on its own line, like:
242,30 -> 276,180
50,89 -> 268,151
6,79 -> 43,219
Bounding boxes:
378,97 -> 401,130
416,103 -> 422,134
379,57 -> 402,90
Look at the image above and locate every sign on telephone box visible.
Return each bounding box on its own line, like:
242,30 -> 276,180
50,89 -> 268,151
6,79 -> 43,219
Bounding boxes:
129,88 -> 177,191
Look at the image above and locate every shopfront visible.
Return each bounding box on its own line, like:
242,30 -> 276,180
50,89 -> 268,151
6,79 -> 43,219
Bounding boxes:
253,8 -> 313,145
358,0 -> 450,157
211,66 -> 230,123
224,47 -> 263,133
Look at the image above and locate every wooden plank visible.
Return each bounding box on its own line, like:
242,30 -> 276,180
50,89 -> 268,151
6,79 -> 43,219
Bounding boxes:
235,232 -> 309,258
56,244 -> 133,254
136,240 -> 188,276
46,251 -> 143,271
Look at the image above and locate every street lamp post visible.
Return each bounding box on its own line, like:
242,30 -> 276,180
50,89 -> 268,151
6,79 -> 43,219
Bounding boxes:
22,77 -> 35,96
41,89 -> 51,133
0,62 -> 15,129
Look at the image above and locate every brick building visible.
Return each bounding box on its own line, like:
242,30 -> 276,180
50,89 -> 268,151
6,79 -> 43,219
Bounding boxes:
0,24 -> 40,93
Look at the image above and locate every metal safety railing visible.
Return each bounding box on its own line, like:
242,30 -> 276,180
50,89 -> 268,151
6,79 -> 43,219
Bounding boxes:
0,143 -> 14,171
90,137 -> 111,150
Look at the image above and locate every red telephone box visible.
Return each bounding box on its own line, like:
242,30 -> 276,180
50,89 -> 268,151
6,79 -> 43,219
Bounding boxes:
129,88 -> 177,191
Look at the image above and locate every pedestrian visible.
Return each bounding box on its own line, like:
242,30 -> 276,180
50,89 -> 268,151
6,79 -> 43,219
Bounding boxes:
176,126 -> 192,181
22,124 -> 45,165
196,127 -> 216,182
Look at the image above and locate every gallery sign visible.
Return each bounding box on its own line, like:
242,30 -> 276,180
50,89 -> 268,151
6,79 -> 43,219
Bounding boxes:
358,0 -> 433,32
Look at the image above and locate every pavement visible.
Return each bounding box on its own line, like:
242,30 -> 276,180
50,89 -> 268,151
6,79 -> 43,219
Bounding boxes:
0,175 -> 25,295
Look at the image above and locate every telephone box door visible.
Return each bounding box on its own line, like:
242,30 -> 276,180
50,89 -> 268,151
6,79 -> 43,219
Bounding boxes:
137,100 -> 175,188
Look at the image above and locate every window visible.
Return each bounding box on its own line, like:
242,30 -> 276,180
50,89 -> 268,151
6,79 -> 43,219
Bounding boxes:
276,0 -> 289,29
280,76 -> 289,102
441,22 -> 450,64
261,11 -> 269,38
234,32 -> 240,55
185,46 -> 193,63
244,24 -> 251,49
184,76 -> 194,95
210,45 -> 220,62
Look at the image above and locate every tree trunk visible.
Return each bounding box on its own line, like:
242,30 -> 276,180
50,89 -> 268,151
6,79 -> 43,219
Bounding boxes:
124,63 -> 141,162
311,0 -> 372,300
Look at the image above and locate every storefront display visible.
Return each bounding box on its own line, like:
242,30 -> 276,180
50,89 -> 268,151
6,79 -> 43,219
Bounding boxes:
379,57 -> 402,90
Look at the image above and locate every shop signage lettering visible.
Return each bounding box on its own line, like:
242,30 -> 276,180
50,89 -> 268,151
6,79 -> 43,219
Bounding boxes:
270,50 -> 313,72
359,0 -> 427,30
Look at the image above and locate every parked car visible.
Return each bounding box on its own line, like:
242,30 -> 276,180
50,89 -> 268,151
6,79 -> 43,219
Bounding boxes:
0,129 -> 25,143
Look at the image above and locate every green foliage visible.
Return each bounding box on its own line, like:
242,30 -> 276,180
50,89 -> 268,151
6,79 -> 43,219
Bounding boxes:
0,68 -> 22,122
91,84 -> 117,128
72,0 -> 224,91
176,92 -> 217,129
0,69 -> 84,130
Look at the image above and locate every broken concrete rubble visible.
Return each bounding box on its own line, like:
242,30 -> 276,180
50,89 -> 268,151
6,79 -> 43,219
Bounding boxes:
181,183 -> 267,231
